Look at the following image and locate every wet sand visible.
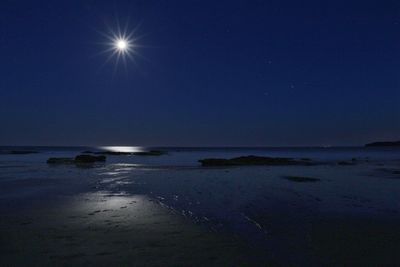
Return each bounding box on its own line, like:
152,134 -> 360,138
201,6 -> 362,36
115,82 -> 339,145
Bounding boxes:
311,216 -> 400,266
1,147 -> 400,266
0,192 -> 270,266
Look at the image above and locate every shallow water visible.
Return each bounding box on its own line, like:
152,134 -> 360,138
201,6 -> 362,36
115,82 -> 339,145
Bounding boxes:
1,146 -> 400,266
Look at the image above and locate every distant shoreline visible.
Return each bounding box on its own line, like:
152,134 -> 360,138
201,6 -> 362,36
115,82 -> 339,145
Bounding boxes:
0,145 -> 386,149
365,141 -> 400,147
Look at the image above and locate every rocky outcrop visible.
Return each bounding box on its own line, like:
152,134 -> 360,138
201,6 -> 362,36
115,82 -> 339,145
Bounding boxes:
47,155 -> 106,164
365,141 -> 400,147
75,155 -> 106,163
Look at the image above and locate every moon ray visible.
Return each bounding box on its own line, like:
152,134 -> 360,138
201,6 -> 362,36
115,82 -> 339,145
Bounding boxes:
96,18 -> 143,71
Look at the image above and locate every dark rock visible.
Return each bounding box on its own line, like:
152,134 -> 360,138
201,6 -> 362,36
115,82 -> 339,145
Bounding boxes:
365,141 -> 400,147
199,155 -> 307,166
47,155 -> 106,165
75,155 -> 106,163
282,176 -> 321,182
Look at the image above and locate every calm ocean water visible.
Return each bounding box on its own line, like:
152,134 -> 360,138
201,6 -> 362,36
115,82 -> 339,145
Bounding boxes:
1,145 -> 399,196
0,146 -> 399,196
1,146 -> 399,166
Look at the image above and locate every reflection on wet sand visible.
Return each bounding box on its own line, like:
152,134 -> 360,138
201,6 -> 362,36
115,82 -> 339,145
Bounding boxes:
0,191 -> 270,266
1,147 -> 400,266
94,162 -> 400,266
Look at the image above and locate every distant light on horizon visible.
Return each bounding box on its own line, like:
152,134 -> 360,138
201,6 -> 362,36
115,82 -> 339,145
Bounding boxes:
99,146 -> 144,153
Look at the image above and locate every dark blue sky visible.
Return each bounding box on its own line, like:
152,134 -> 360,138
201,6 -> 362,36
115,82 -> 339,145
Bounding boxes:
0,0 -> 399,146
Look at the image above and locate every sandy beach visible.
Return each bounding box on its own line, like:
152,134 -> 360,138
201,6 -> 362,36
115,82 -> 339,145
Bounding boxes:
0,191 -> 269,266
1,147 -> 400,266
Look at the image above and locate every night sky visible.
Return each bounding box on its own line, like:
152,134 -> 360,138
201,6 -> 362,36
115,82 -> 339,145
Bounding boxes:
0,0 -> 399,146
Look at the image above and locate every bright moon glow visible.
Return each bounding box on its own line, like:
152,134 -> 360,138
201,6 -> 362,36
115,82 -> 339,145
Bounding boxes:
116,39 -> 128,51
98,21 -> 142,70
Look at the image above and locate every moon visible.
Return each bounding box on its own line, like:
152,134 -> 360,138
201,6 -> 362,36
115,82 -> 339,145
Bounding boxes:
97,20 -> 143,70
115,39 -> 128,51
